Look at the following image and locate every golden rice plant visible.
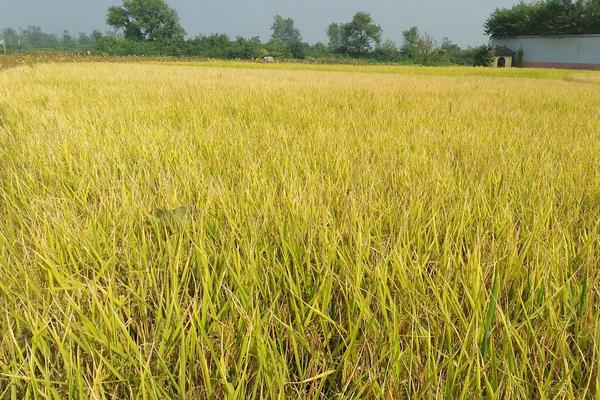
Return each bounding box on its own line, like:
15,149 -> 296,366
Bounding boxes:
0,62 -> 599,399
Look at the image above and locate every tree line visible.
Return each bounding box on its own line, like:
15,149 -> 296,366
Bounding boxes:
486,0 -> 600,37
0,26 -> 102,52
2,0 -> 493,66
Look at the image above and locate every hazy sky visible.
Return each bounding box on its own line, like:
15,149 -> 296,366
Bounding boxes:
0,0 -> 520,47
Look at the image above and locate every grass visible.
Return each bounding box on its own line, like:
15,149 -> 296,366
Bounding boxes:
0,61 -> 599,399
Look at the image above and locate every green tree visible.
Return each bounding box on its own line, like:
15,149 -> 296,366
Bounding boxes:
310,42 -> 329,57
374,39 -> 399,62
188,34 -> 231,58
227,36 -> 263,59
439,38 -> 469,65
340,12 -> 382,56
270,15 -> 302,56
415,32 -> 441,65
400,26 -> 420,60
400,27 -> 444,65
485,0 -> 600,37
1,28 -> 18,48
107,0 -> 185,42
21,26 -> 59,49
326,23 -> 342,52
62,30 -> 75,49
91,30 -> 104,43
463,44 -> 495,66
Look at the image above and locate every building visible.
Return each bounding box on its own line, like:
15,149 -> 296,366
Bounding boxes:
493,46 -> 516,68
493,34 -> 600,70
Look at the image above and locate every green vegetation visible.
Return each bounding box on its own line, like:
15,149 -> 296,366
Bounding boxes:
1,0 -> 491,65
0,60 -> 599,398
269,15 -> 305,59
107,0 -> 186,42
486,0 -> 600,38
327,12 -> 383,57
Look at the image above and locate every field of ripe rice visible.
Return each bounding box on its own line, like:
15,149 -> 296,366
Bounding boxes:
0,62 -> 599,399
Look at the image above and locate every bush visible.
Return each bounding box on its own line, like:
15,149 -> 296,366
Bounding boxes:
462,45 -> 495,67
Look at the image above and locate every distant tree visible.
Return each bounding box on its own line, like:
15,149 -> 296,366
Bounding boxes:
310,42 -> 329,57
340,12 -> 382,56
400,26 -> 444,65
107,0 -> 185,42
400,26 -> 420,60
472,44 -> 495,66
485,0 -> 600,37
91,30 -> 104,43
187,34 -> 263,59
374,39 -> 399,62
326,23 -> 343,52
1,28 -> 18,48
415,32 -> 441,65
440,38 -> 467,65
270,15 -> 303,57
288,41 -> 306,59
188,33 -> 231,58
20,26 -> 59,49
78,33 -> 93,48
227,36 -> 263,59
62,30 -> 76,49
462,44 -> 495,66
441,37 -> 461,54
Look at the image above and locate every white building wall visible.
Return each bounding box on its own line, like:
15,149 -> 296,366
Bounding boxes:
493,35 -> 600,69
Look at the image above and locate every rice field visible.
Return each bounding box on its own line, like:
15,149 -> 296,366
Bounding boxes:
0,61 -> 599,399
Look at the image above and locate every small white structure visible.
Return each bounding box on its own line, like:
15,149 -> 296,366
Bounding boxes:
262,56 -> 275,63
494,46 -> 516,68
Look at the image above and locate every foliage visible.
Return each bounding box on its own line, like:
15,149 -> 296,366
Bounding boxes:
327,23 -> 343,53
227,37 -> 264,59
468,44 -> 496,66
95,36 -> 183,56
187,33 -> 231,58
485,0 -> 600,37
107,0 -> 185,42
187,34 -> 263,59
308,42 -> 329,58
400,26 -> 445,65
341,12 -> 383,56
441,37 -> 467,65
373,39 -> 400,62
327,13 -> 382,57
270,15 -> 304,58
400,26 -> 420,60
0,61 -> 599,397
1,2 -> 492,66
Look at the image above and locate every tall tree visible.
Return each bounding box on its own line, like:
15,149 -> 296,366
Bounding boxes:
485,0 -> 600,37
107,0 -> 185,42
441,37 -> 466,65
340,12 -> 382,56
62,30 -> 75,49
327,23 -> 342,52
413,32 -> 439,65
1,28 -> 18,48
271,15 -> 302,50
401,26 -> 443,65
401,26 -> 421,60
374,39 -> 399,62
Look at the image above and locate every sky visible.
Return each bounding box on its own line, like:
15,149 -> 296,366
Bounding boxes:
0,0 -> 521,47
